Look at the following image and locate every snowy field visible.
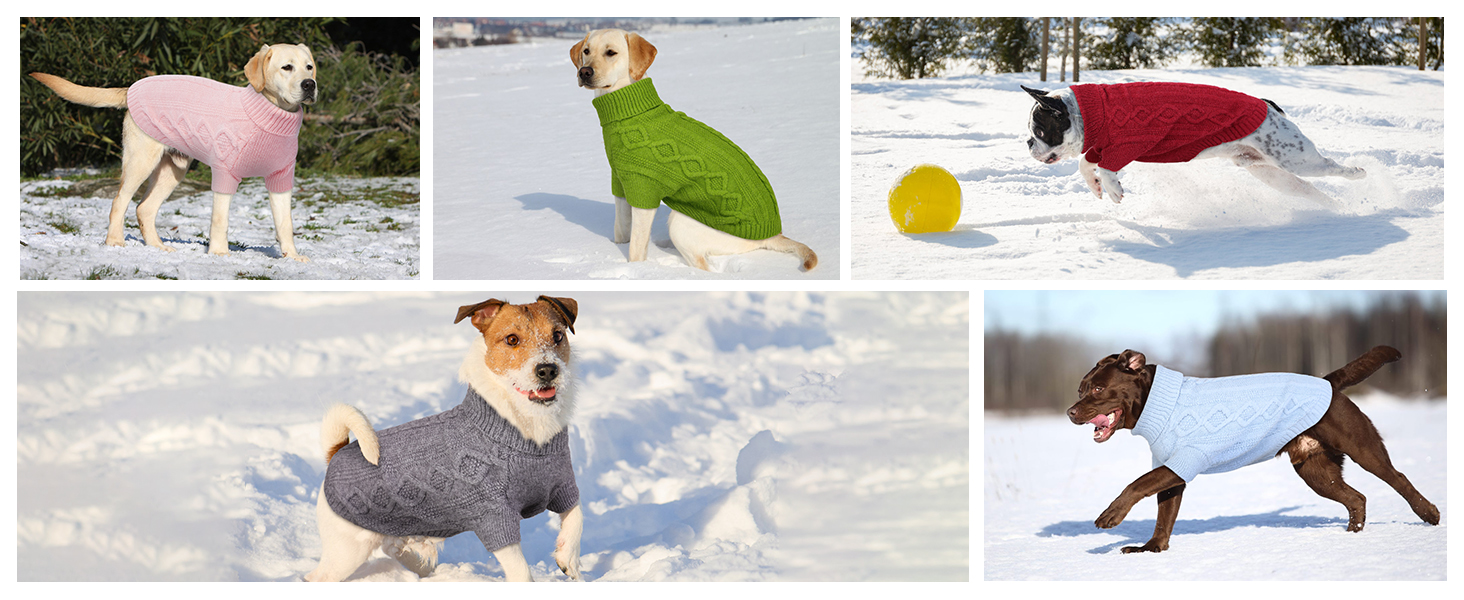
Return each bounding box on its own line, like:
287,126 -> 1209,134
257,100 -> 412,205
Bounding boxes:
19,176 -> 420,280
434,19 -> 840,279
852,65 -> 1444,279
17,291 -> 968,581
984,397 -> 1445,579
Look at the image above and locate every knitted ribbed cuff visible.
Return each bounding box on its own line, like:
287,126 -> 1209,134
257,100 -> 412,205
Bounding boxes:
593,78 -> 665,126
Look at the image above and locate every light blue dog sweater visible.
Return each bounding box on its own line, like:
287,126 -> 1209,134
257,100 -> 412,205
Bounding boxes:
1131,366 -> 1333,482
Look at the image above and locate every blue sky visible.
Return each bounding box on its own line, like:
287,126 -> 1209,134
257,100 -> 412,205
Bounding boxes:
984,290 -> 1444,362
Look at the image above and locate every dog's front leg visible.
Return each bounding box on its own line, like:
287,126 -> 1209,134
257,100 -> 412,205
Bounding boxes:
1078,157 -> 1104,199
208,192 -> 233,255
1096,466 -> 1184,531
1122,483 -> 1185,554
492,542 -> 534,582
627,203 -> 656,262
554,504 -> 584,580
1097,168 -> 1124,203
613,196 -> 632,243
268,191 -> 309,262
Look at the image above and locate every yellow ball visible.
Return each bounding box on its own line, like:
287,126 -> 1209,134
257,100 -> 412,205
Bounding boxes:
888,164 -> 961,233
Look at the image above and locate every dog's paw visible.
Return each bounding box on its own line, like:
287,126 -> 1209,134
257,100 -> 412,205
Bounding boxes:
1095,502 -> 1130,529
1120,540 -> 1167,554
1415,501 -> 1440,525
286,253 -> 310,263
554,538 -> 582,580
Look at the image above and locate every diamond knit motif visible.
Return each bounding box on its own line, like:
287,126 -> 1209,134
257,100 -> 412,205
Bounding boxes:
429,468 -> 452,492
346,492 -> 370,514
370,485 -> 394,509
396,478 -> 426,507
458,452 -> 490,484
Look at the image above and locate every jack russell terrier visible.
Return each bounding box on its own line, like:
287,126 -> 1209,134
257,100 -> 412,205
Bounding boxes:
305,296 -> 583,581
572,29 -> 817,272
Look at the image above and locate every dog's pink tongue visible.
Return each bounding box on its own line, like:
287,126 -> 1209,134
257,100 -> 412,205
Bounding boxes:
527,387 -> 556,400
1087,414 -> 1111,428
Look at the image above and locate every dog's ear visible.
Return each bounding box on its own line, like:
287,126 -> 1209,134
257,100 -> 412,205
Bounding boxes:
1022,85 -> 1066,115
537,295 -> 578,334
455,299 -> 509,332
627,32 -> 657,81
570,37 -> 586,67
1118,349 -> 1147,372
245,44 -> 272,92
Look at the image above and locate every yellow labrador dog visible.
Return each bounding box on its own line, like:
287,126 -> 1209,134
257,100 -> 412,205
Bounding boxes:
31,43 -> 316,261
572,29 -> 817,272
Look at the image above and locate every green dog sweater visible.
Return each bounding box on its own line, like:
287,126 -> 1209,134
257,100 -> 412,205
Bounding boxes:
594,78 -> 782,240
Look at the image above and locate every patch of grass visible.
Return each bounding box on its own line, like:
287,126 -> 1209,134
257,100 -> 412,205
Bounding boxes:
29,184 -> 79,198
303,222 -> 333,231
301,180 -> 420,208
84,265 -> 123,280
47,216 -> 81,234
154,273 -> 178,280
235,272 -> 272,280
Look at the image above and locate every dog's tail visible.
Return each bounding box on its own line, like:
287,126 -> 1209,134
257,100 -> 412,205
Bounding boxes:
1324,346 -> 1401,392
761,234 -> 818,271
321,404 -> 380,465
29,73 -> 129,109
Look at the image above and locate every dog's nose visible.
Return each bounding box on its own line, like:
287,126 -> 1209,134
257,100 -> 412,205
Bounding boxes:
1027,138 -> 1035,149
301,79 -> 316,93
578,67 -> 593,82
1066,405 -> 1080,422
535,363 -> 559,383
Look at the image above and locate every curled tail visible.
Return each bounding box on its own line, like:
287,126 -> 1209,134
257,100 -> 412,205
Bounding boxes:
1324,346 -> 1401,392
761,234 -> 818,271
29,72 -> 129,109
321,404 -> 380,465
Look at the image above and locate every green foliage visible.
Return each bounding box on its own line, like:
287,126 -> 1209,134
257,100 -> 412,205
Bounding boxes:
21,17 -> 419,177
1087,18 -> 1177,70
972,18 -> 1041,74
1295,17 -> 1440,68
1187,17 -> 1282,67
853,17 -> 974,79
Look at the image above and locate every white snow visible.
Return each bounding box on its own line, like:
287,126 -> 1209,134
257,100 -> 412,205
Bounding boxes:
433,19 -> 840,279
984,396 -> 1445,579
852,65 -> 1444,279
19,176 -> 420,279
17,291 -> 969,581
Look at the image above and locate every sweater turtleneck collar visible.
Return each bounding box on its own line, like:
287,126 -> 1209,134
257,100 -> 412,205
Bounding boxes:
453,388 -> 567,455
240,86 -> 304,137
592,78 -> 665,127
1131,365 -> 1183,444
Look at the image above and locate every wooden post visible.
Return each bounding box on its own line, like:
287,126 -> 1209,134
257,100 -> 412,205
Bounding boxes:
1041,17 -> 1050,82
1073,18 -> 1081,83
1418,17 -> 1427,70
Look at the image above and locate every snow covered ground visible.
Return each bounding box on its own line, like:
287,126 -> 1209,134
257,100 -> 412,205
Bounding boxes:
984,397 -> 1445,579
17,291 -> 968,581
19,176 -> 420,279
852,65 -> 1444,279
434,18 -> 840,279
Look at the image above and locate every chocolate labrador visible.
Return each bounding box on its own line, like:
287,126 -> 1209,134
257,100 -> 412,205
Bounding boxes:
1068,346 -> 1439,553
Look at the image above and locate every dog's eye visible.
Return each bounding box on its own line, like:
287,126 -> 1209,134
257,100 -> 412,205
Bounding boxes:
306,64 -> 313,71
282,64 -> 293,71
1094,386 -> 1104,393
505,334 -> 520,346
553,331 -> 564,344
606,50 -> 617,57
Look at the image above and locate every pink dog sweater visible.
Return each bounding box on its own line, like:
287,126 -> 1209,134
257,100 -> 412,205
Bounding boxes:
1073,82 -> 1268,173
127,75 -> 303,194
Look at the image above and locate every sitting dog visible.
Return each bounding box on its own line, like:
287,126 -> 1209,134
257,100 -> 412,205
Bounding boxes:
30,43 -> 316,261
571,29 -> 817,272
1068,346 -> 1438,553
305,296 -> 583,581
1023,82 -> 1365,209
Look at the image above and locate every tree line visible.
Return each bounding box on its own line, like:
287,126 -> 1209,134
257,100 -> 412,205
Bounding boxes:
854,18 -> 1443,80
985,292 -> 1446,412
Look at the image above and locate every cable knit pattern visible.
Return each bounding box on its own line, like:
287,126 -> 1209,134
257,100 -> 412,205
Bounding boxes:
127,75 -> 302,195
594,78 -> 782,240
1132,366 -> 1332,482
323,389 -> 579,551
1073,82 -> 1268,173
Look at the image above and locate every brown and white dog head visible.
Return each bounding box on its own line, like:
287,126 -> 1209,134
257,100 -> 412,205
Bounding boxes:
456,296 -> 578,445
571,29 -> 657,96
1067,350 -> 1155,443
244,43 -> 317,112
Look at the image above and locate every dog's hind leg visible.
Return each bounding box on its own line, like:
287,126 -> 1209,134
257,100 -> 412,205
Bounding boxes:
1317,398 -> 1440,526
135,151 -> 190,251
304,491 -> 382,581
1253,110 -> 1366,180
491,542 -> 534,582
1289,438 -> 1367,531
1233,148 -> 1343,210
108,115 -> 167,247
384,536 -> 441,578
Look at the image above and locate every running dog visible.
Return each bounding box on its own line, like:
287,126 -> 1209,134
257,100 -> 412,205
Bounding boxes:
305,296 -> 583,581
1068,346 -> 1438,553
31,43 -> 315,260
1023,82 -> 1365,208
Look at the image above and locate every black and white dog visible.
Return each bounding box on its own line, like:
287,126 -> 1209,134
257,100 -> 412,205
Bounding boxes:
1022,83 -> 1364,208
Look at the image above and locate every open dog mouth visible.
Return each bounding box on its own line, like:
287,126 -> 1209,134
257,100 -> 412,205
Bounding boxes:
518,386 -> 558,404
1043,153 -> 1060,164
1087,409 -> 1122,443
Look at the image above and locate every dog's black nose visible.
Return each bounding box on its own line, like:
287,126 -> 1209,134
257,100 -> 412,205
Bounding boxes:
535,363 -> 559,383
302,79 -> 316,93
1067,406 -> 1079,421
578,67 -> 593,81
1027,138 -> 1035,149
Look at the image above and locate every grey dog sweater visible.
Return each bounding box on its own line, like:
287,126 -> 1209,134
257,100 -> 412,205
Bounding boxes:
322,389 -> 579,551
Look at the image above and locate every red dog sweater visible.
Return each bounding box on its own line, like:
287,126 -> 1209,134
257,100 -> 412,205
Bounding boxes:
1072,82 -> 1268,173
